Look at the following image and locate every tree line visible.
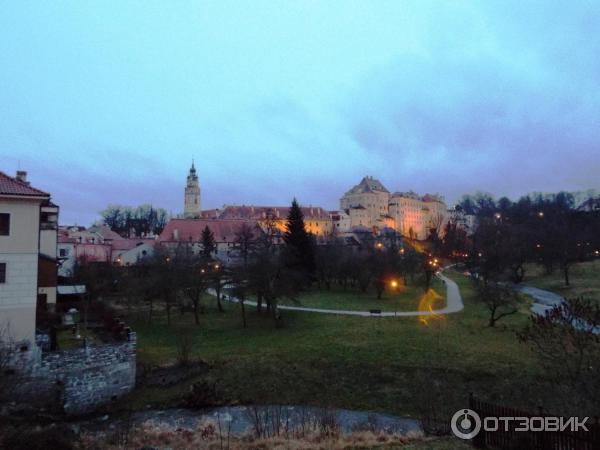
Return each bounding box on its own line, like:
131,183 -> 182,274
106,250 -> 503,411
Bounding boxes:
99,204 -> 169,237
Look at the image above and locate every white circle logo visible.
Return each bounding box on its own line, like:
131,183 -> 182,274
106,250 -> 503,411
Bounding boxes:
451,409 -> 481,440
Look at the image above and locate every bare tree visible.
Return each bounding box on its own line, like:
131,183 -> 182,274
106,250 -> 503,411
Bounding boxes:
519,298 -> 600,414
175,327 -> 194,366
476,281 -> 518,327
234,222 -> 256,267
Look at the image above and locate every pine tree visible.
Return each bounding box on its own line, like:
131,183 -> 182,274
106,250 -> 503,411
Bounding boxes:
201,225 -> 216,258
284,199 -> 315,275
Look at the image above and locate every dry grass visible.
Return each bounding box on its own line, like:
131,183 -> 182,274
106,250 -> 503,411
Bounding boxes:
81,418 -> 426,450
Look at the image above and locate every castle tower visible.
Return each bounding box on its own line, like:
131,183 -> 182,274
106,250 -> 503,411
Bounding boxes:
184,160 -> 201,218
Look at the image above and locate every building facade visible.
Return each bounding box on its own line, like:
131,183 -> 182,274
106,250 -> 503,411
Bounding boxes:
339,176 -> 448,240
158,218 -> 264,265
0,171 -> 56,345
340,176 -> 391,230
218,205 -> 333,237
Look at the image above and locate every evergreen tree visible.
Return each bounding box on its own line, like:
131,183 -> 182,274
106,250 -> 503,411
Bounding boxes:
283,199 -> 315,275
201,225 -> 216,258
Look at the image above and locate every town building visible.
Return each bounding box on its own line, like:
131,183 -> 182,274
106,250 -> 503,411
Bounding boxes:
218,205 -> 333,237
389,192 -> 447,240
340,176 -> 392,230
339,176 -> 449,240
57,227 -> 112,277
0,171 -> 57,345
57,225 -> 156,276
158,218 -> 263,264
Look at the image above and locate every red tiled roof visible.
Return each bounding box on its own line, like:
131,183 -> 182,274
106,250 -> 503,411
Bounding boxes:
422,194 -> 444,203
111,238 -> 156,251
158,218 -> 262,243
200,209 -> 221,219
0,171 -> 49,197
219,205 -> 329,220
58,235 -> 77,244
88,225 -> 126,241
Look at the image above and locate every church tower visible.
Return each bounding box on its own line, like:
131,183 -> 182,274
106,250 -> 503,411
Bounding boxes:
184,160 -> 201,218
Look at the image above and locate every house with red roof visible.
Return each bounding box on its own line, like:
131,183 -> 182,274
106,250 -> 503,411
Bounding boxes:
217,204 -> 333,237
0,170 -> 58,347
158,218 -> 263,265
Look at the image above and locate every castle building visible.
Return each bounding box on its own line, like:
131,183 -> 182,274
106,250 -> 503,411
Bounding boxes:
184,161 -> 201,218
338,176 -> 448,240
389,192 -> 447,240
339,176 -> 392,230
217,205 -> 333,237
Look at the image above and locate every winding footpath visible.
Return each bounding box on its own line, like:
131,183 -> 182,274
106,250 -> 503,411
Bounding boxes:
211,269 -> 464,318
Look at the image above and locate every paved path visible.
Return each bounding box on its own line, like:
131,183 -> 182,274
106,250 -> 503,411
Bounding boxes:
514,285 -> 565,316
211,270 -> 464,318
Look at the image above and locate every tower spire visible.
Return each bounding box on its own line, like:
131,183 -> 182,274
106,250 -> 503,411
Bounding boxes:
184,159 -> 201,218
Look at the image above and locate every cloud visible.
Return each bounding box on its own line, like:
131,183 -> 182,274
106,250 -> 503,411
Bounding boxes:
343,4 -> 600,203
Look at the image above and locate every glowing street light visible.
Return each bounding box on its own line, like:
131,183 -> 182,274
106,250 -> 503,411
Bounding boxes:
390,280 -> 398,288
538,211 -> 544,218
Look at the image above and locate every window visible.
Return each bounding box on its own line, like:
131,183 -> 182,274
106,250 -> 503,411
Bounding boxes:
0,263 -> 6,283
0,213 -> 9,235
59,248 -> 69,257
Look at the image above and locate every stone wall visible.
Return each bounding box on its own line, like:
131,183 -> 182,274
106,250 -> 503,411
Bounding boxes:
34,332 -> 136,415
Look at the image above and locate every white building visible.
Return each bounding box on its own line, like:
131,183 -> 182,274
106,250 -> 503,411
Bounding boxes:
340,176 -> 392,231
0,171 -> 56,345
339,176 -> 448,240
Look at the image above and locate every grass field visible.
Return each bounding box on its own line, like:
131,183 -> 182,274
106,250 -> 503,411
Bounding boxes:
56,327 -> 102,350
120,270 -> 554,422
279,278 -> 446,312
523,259 -> 600,302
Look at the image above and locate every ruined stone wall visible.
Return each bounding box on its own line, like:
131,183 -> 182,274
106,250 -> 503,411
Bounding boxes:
34,332 -> 137,415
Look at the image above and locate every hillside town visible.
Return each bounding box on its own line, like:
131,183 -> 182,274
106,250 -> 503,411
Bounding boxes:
0,162 -> 473,343
2,2 -> 600,448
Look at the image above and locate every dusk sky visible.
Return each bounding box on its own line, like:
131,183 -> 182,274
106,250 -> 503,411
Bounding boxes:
1,1 -> 599,225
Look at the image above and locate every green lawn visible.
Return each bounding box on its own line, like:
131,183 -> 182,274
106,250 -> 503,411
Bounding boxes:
523,259 -> 600,302
279,278 -> 446,312
56,327 -> 103,350
118,270 -> 556,423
